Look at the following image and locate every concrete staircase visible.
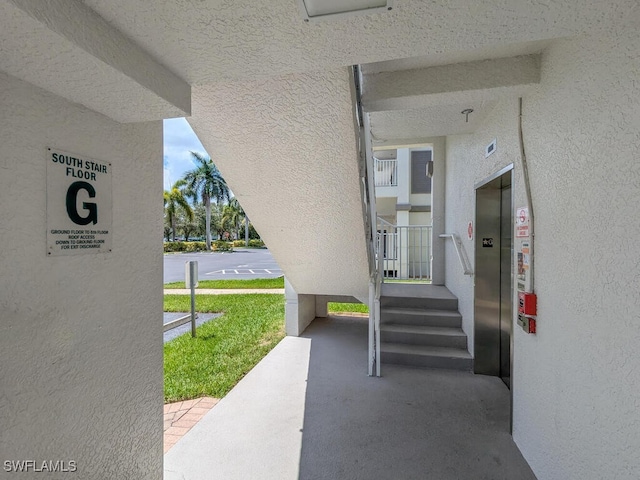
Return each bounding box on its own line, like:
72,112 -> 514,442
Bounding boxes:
380,284 -> 472,371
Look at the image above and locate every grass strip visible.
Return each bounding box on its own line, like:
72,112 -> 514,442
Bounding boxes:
164,277 -> 284,290
163,294 -> 284,402
328,302 -> 369,314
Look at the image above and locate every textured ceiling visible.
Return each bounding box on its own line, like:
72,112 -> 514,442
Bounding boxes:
369,103 -> 497,144
2,0 -> 635,297
78,0 -> 636,146
0,0 -> 190,122
83,0 -> 636,84
361,39 -> 552,74
362,54 -> 540,140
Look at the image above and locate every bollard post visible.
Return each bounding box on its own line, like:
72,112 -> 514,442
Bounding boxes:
185,260 -> 198,338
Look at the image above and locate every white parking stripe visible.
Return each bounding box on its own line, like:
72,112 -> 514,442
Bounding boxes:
205,268 -> 283,275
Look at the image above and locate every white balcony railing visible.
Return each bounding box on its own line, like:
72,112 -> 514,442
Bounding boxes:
374,158 -> 397,187
376,218 -> 432,281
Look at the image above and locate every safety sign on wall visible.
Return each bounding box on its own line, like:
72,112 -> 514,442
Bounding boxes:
46,148 -> 112,256
516,206 -> 529,238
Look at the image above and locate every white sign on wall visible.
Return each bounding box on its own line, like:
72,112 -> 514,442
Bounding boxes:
516,206 -> 529,238
46,148 -> 112,256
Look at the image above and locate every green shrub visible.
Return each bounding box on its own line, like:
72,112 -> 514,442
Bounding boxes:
164,241 -> 185,252
164,241 -> 208,253
232,240 -> 245,247
248,239 -> 265,248
185,241 -> 207,252
211,240 -> 234,252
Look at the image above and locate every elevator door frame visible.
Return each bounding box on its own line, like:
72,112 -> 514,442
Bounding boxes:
473,164 -> 514,404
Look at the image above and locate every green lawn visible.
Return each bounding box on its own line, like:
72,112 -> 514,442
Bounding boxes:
164,277 -> 284,290
163,294 -> 285,402
328,302 -> 369,314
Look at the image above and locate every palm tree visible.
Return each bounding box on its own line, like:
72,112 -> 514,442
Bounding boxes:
183,152 -> 230,249
163,179 -> 193,241
222,197 -> 245,240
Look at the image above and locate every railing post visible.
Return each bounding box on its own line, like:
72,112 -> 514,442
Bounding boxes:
186,260 -> 198,338
375,294 -> 381,377
368,281 -> 375,376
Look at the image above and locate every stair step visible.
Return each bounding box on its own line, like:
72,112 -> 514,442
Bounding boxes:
380,324 -> 467,348
381,343 -> 472,371
381,307 -> 462,327
381,283 -> 456,299
380,295 -> 458,311
380,284 -> 459,310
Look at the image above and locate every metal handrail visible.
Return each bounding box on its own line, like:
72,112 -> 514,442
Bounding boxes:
377,217 -> 395,228
439,233 -> 473,276
353,65 -> 381,377
163,313 -> 199,332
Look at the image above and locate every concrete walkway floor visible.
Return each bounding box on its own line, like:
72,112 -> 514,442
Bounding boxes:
164,315 -> 536,480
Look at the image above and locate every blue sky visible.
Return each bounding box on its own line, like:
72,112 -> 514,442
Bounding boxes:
163,118 -> 208,191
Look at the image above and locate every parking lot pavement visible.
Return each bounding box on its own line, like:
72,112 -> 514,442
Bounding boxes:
164,249 -> 282,283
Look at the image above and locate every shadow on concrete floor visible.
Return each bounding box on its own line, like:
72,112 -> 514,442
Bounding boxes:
298,316 -> 536,480
164,315 -> 536,480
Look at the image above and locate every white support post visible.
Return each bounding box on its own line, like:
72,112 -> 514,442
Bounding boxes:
368,282 -> 376,376
430,137 -> 446,285
375,295 -> 381,377
285,277 -> 316,336
315,296 -> 329,318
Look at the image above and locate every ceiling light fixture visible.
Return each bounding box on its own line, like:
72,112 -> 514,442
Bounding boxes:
298,0 -> 393,22
461,108 -> 474,123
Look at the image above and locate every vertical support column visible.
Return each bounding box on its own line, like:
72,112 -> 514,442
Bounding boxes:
431,137 -> 446,285
368,282 -> 383,377
368,283 -> 375,376
374,287 -> 381,377
315,296 -> 328,318
396,148 -> 410,205
397,210 -> 410,278
395,148 -> 411,279
285,277 -> 316,336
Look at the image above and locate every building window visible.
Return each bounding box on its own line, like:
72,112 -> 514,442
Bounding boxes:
411,150 -> 432,194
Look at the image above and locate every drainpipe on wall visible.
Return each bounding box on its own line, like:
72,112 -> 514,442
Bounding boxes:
518,97 -> 535,292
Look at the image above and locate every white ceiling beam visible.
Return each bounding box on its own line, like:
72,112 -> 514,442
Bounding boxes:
1,0 -> 190,122
361,55 -> 540,113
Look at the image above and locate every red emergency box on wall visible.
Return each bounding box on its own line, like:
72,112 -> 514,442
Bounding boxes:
518,292 -> 537,316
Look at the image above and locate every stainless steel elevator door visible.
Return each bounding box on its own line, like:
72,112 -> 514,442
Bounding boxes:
474,170 -> 513,389
500,185 -> 513,388
474,187 -> 501,376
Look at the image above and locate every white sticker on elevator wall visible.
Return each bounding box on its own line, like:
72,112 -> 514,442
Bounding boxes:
516,206 -> 529,238
46,148 -> 112,256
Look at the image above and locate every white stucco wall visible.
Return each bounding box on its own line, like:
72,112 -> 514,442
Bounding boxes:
0,73 -> 163,478
189,68 -> 370,299
445,98 -> 524,355
444,19 -> 640,480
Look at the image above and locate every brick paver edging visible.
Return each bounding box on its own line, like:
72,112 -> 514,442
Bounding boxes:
164,396 -> 219,453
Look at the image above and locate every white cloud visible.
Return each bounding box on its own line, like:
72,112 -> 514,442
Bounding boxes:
163,118 -> 208,190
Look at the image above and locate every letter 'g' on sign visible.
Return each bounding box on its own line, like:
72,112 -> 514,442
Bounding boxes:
66,181 -> 97,225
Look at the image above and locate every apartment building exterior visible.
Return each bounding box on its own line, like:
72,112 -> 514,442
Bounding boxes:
1,1 -> 638,479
